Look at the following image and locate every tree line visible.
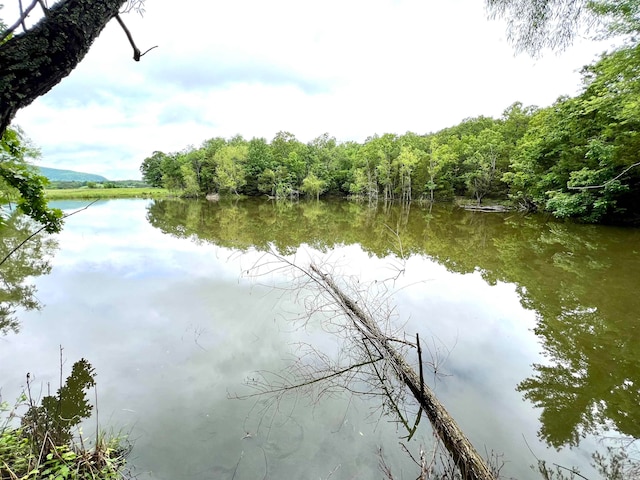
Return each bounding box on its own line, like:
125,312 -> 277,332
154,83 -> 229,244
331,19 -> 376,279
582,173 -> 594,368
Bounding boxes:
140,45 -> 640,225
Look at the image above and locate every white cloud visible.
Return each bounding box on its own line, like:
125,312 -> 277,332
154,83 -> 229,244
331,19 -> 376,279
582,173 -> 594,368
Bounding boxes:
6,0 -> 614,179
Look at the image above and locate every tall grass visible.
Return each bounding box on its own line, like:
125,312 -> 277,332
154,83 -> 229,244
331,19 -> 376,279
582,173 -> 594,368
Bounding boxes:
45,187 -> 172,200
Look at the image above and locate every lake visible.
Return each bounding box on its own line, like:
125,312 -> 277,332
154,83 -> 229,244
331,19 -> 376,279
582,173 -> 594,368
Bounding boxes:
1,198 -> 639,479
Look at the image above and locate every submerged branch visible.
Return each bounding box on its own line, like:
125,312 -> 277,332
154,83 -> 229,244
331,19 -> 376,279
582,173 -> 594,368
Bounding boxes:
231,355 -> 384,400
309,264 -> 496,480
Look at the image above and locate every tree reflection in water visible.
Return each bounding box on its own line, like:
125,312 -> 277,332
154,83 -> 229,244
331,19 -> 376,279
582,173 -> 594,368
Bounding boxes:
146,198 -> 640,449
0,210 -> 58,335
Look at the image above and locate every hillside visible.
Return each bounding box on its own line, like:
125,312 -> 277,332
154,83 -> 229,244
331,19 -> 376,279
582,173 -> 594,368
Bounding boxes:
36,166 -> 109,182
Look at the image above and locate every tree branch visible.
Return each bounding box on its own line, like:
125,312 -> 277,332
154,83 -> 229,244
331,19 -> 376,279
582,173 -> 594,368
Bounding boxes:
567,161 -> 640,190
115,14 -> 157,62
309,264 -> 496,480
0,199 -> 98,267
0,0 -> 39,43
0,0 -> 129,136
230,355 -> 384,400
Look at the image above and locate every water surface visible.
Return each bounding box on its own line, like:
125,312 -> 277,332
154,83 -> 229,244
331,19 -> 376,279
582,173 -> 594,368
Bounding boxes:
1,198 -> 638,479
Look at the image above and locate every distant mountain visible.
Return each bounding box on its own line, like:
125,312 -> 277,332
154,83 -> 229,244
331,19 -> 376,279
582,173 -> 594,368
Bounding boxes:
36,166 -> 108,182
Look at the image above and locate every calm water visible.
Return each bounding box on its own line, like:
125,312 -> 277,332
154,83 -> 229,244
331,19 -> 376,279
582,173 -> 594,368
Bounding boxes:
1,198 -> 639,479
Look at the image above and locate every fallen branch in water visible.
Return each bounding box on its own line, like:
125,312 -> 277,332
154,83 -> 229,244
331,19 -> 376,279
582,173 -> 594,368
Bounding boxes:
235,250 -> 496,479
308,264 -> 495,480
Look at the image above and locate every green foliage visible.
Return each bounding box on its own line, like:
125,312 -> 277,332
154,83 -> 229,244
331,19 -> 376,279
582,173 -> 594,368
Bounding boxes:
588,0 -> 640,38
0,127 -> 63,233
502,44 -> 640,222
136,43 -> 640,224
0,162 -> 63,233
44,187 -> 170,200
300,173 -> 326,200
486,0 -> 640,55
214,144 -> 248,195
0,361 -> 130,480
0,4 -> 7,36
139,151 -> 166,188
0,210 -> 57,335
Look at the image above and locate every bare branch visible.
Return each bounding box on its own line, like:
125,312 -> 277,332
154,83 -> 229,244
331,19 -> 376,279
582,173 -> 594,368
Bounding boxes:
242,252 -> 495,479
0,0 -> 39,43
114,13 -> 157,62
36,0 -> 49,17
307,264 -> 496,480
230,355 -> 384,400
0,199 -> 98,267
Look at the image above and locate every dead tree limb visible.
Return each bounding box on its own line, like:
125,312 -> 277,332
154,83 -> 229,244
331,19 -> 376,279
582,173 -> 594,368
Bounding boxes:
309,264 -> 496,480
114,14 -> 157,61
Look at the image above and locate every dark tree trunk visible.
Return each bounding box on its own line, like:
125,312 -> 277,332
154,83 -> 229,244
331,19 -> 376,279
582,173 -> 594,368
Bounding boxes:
0,0 -> 127,136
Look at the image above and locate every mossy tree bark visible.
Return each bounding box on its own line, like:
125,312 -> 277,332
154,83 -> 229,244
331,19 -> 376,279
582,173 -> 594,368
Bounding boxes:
0,0 -> 127,136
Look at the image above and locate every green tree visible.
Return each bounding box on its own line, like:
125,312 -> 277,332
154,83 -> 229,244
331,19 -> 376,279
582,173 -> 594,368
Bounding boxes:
182,147 -> 207,194
300,173 -> 326,200
373,134 -> 400,201
200,137 -> 228,194
427,137 -> 458,202
0,127 -> 62,233
244,137 -> 273,195
503,46 -> 640,222
462,128 -> 508,204
140,151 -> 166,187
270,131 -> 306,192
333,141 -> 359,194
393,145 -> 420,203
179,161 -> 200,197
214,144 -> 248,195
306,133 -> 339,193
160,153 -> 185,192
257,168 -> 277,197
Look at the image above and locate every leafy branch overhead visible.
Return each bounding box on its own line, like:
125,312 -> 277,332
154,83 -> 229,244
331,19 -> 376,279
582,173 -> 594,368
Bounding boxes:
0,126 -> 63,235
486,0 -> 640,55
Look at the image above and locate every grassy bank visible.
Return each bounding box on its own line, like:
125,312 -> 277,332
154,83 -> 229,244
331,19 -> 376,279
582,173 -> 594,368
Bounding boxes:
0,424 -> 130,480
1,359 -> 130,480
45,187 -> 172,200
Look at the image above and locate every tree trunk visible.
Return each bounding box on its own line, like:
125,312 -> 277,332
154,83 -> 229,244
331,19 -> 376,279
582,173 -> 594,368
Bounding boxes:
0,0 -> 127,136
310,265 -> 497,480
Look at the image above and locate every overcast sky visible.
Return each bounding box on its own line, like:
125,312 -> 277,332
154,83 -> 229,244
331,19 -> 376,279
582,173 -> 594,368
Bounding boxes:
5,0 -> 615,179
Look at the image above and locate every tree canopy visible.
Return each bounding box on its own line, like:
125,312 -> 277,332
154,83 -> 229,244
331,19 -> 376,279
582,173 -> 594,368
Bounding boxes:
139,57 -> 640,225
486,0 -> 640,54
